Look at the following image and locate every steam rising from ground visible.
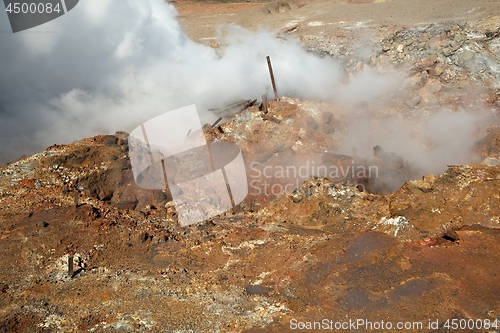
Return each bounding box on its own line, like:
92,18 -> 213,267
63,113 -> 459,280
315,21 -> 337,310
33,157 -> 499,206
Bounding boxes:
0,0 -> 394,164
0,0 -> 489,190
339,109 -> 486,178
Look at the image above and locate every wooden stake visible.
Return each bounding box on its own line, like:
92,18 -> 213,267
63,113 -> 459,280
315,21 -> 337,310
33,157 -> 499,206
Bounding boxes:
74,189 -> 79,207
68,255 -> 74,277
262,94 -> 268,114
266,56 -> 278,100
212,117 -> 222,128
161,159 -> 170,190
261,114 -> 280,124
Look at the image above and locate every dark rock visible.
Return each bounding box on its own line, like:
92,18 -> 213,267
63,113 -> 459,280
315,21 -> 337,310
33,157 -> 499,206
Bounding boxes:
97,188 -> 113,201
104,136 -> 118,147
112,188 -> 138,210
121,159 -> 131,171
442,230 -> 459,242
69,154 -> 85,166
139,232 -> 152,243
152,191 -> 168,206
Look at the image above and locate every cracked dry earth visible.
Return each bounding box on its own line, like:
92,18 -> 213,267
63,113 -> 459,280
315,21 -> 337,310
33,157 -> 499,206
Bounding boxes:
3,1 -> 500,333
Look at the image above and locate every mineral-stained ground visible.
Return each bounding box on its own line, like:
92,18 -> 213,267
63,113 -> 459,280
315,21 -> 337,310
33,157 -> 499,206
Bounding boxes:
2,0 -> 500,332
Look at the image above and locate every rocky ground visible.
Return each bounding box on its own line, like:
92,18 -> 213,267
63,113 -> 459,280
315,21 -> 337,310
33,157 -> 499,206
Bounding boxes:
2,0 -> 500,332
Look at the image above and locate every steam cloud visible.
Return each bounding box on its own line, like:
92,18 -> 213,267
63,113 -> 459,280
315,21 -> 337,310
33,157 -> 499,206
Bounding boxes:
0,0 -> 488,188
0,0 -> 397,164
339,110 -> 486,173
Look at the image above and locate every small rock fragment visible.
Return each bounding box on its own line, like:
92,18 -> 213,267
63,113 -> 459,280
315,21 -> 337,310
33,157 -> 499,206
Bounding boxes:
428,37 -> 441,49
139,232 -> 152,243
427,79 -> 442,93
245,285 -> 272,295
290,189 -> 304,203
434,63 -> 445,76
442,47 -> 452,57
428,54 -> 438,63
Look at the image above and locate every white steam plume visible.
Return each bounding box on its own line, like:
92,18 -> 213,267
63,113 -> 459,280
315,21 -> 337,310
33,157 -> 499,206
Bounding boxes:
0,0 -> 397,165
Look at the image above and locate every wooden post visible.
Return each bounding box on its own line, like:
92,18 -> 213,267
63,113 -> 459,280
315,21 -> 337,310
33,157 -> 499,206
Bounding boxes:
266,56 -> 278,100
68,255 -> 74,277
74,189 -> 79,207
212,117 -> 222,128
262,94 -> 268,114
161,159 -> 169,189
